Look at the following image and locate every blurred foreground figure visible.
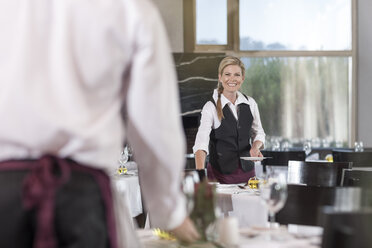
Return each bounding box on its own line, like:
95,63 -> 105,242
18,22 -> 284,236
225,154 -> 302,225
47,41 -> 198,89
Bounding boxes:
0,0 -> 199,247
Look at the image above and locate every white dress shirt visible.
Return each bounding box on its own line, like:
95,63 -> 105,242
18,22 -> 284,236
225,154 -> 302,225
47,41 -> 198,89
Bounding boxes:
0,0 -> 186,244
193,89 -> 266,154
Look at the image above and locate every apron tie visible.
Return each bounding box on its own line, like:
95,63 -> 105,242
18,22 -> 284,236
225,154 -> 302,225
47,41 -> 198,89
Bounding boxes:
22,155 -> 71,248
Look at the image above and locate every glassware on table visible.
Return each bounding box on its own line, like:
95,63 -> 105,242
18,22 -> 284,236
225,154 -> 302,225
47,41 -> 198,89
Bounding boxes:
218,217 -> 240,247
335,140 -> 343,148
322,138 -> 331,148
117,146 -> 129,175
117,165 -> 128,175
272,139 -> 281,151
248,176 -> 260,189
259,172 -> 288,229
303,140 -> 312,156
182,171 -> 200,214
281,140 -> 290,151
311,137 -> 321,148
354,141 -> 364,152
325,154 -> 333,162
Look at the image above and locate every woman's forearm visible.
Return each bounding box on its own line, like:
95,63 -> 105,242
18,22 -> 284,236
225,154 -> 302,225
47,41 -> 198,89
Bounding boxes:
194,150 -> 207,170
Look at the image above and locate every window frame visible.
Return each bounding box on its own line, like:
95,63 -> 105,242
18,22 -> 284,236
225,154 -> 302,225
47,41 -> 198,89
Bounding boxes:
183,0 -> 358,146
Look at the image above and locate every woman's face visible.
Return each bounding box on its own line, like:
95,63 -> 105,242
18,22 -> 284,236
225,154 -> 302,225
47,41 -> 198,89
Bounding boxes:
219,65 -> 244,93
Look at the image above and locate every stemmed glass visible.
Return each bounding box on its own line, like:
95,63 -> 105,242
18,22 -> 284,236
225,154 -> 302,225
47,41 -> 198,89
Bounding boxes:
259,172 -> 288,229
182,171 -> 200,214
272,138 -> 281,151
281,140 -> 290,151
354,141 -> 364,152
117,146 -> 129,175
303,140 -> 312,156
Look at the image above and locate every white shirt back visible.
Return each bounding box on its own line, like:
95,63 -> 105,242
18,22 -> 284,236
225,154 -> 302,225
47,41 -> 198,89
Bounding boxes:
0,0 -> 186,230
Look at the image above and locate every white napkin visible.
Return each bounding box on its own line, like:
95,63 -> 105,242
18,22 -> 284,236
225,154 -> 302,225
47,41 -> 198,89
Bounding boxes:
125,161 -> 138,171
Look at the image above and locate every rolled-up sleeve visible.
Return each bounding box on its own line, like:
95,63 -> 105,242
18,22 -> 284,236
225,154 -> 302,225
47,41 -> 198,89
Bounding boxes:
192,102 -> 214,155
249,98 -> 266,147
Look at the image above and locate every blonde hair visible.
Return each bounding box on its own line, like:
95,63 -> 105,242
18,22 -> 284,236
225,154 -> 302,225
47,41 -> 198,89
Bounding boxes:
216,56 -> 245,121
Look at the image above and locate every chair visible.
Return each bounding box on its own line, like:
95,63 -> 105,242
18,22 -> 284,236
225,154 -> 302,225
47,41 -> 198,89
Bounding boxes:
276,184 -> 337,226
321,207 -> 372,248
185,154 -> 196,169
342,169 -> 372,188
261,150 -> 306,174
287,161 -> 352,187
342,169 -> 372,207
332,149 -> 372,168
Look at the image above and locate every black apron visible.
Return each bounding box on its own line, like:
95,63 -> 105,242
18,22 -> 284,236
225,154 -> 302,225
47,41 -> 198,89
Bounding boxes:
0,155 -> 117,248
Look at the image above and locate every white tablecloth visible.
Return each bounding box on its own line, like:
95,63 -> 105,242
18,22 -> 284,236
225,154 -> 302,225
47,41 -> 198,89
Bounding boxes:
215,184 -> 268,228
113,173 -> 143,218
137,224 -> 322,248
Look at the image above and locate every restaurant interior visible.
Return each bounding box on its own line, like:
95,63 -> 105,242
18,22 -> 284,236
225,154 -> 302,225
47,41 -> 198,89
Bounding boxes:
4,0 -> 370,248
113,0 -> 372,247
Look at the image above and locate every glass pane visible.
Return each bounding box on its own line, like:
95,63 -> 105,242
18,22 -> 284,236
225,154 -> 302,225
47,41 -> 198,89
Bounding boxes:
240,0 -> 352,51
240,57 -> 350,146
196,0 -> 227,45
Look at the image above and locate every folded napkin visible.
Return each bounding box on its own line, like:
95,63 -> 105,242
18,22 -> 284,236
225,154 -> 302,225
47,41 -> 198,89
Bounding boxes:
125,161 -> 138,171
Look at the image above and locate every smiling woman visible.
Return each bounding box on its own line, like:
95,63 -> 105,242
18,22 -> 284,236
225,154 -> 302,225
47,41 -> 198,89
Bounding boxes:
193,56 -> 266,184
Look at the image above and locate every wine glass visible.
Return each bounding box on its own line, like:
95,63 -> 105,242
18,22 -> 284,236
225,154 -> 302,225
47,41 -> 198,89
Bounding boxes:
303,140 -> 312,156
259,172 -> 288,229
272,138 -> 280,151
281,140 -> 290,151
117,146 -> 129,175
182,171 -> 199,214
311,137 -> 321,148
354,141 -> 364,152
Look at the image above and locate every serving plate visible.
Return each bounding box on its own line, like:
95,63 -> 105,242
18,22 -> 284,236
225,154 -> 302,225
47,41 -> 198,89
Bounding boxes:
240,157 -> 271,161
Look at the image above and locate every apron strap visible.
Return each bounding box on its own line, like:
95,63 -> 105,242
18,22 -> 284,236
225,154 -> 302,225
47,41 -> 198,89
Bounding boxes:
22,155 -> 71,248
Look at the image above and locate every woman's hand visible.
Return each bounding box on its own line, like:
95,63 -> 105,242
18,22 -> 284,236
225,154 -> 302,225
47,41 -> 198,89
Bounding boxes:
250,147 -> 262,158
250,140 -> 263,158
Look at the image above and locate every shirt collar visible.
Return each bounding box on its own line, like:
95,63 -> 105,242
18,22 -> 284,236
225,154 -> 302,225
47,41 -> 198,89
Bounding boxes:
212,89 -> 250,108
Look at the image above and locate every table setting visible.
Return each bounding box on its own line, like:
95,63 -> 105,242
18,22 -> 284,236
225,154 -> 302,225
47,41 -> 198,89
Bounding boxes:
137,169 -> 324,248
137,223 -> 322,248
112,146 -> 143,218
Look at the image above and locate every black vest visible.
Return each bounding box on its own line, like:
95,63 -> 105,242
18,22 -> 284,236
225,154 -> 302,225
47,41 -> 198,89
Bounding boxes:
209,96 -> 255,174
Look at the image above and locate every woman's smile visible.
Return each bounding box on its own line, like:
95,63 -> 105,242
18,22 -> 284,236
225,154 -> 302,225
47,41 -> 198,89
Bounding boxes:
226,82 -> 238,87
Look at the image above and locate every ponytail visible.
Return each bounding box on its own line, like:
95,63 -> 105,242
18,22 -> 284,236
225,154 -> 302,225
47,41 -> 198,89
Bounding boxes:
216,81 -> 224,121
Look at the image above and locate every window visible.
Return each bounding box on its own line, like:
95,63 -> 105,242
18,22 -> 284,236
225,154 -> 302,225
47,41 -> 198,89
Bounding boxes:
240,0 -> 351,51
196,0 -> 227,45
185,0 -> 356,148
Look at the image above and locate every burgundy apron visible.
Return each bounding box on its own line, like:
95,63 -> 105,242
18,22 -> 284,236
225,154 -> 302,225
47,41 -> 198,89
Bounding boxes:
207,162 -> 256,184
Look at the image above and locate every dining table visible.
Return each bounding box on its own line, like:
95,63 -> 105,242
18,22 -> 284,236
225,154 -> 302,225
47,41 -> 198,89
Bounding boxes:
137,224 -> 323,248
112,163 -> 143,218
110,169 -> 324,247
214,183 -> 268,228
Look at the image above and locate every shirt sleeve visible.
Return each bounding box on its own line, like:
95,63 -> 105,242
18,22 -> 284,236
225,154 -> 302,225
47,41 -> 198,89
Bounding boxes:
249,98 -> 266,148
123,2 -> 186,230
192,102 -> 215,155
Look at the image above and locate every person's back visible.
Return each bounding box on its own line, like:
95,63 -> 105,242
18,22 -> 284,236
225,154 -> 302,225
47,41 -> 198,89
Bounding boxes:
0,1 -> 199,247
0,0 -> 156,168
